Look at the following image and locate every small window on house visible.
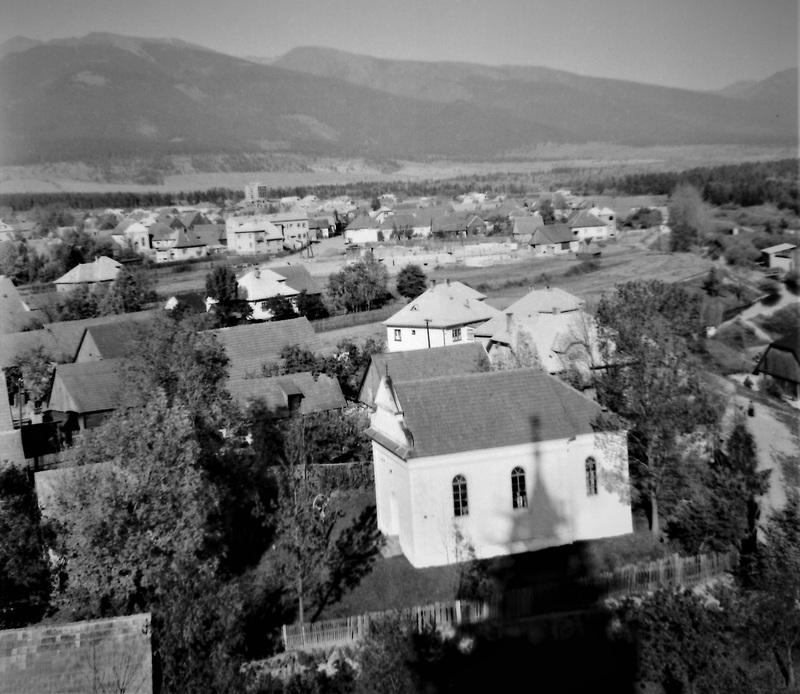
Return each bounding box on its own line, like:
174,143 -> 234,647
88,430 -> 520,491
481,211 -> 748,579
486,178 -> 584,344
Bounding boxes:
411,330 -> 416,335
511,467 -> 527,508
452,328 -> 462,342
452,475 -> 469,517
585,457 -> 598,496
261,302 -> 269,311
394,329 -> 402,341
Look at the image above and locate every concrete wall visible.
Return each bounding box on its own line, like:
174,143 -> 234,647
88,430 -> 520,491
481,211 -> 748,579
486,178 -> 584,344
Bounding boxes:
373,433 -> 632,568
0,613 -> 152,694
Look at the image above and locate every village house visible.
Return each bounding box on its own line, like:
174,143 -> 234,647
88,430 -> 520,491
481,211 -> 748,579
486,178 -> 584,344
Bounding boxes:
211,316 -> 320,379
368,368 -> 632,568
566,209 -> 613,242
267,210 -> 310,250
53,256 -> 122,293
226,216 -> 284,255
47,358 -> 127,437
344,213 -> 382,245
238,267 -> 298,320
383,279 -> 501,352
473,287 -> 602,375
753,328 -> 799,399
528,224 -> 579,255
379,213 -> 429,239
228,371 -> 345,417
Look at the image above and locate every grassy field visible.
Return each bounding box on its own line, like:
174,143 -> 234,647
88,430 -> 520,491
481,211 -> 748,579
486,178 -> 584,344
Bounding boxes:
1,144 -> 794,194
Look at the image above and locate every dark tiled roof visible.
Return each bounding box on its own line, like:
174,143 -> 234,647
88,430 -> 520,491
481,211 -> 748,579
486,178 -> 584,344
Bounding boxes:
754,329 -> 800,384
49,358 -> 126,414
80,321 -> 144,360
513,216 -> 545,235
149,222 -> 174,241
389,368 -> 604,458
0,311 -> 156,368
228,371 -> 345,416
0,613 -> 152,694
173,230 -> 204,249
190,224 -> 225,247
270,265 -> 322,294
211,317 -> 320,379
531,224 -> 575,245
359,342 -> 489,406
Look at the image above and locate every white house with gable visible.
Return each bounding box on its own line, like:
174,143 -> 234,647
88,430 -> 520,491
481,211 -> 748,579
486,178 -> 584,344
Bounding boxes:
367,368 -> 632,568
383,279 -> 501,352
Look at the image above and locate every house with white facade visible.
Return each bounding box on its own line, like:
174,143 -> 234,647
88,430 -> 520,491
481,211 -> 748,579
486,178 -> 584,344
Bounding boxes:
567,209 -> 612,242
383,280 -> 501,352
528,224 -> 579,255
344,214 -> 382,245
368,368 -> 632,568
237,264 -> 323,321
473,287 -> 602,375
226,216 -> 284,255
267,210 -> 310,250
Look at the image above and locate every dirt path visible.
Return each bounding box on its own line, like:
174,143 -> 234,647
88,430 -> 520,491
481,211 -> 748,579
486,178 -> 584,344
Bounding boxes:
717,375 -> 799,519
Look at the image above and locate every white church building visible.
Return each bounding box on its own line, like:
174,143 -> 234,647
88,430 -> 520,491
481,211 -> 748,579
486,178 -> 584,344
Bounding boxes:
367,368 -> 632,568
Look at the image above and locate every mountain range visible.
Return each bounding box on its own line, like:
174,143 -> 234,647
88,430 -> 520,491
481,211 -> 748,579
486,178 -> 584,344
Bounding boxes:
0,34 -> 796,166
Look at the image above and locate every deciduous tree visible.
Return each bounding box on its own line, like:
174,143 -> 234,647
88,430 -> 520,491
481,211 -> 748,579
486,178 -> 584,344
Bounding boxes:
595,280 -> 719,536
327,256 -> 390,313
396,264 -> 427,300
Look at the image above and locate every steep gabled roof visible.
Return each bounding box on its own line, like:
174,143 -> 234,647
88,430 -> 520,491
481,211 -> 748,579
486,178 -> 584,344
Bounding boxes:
379,368 -> 605,458
345,213 -> 381,231
530,224 -> 574,245
754,329 -> 800,384
0,311 -> 156,368
512,215 -> 545,235
79,321 -> 144,360
384,281 -> 497,329
48,358 -> 126,414
567,209 -> 606,228
474,287 -> 584,340
359,342 -> 489,406
228,371 -> 345,416
211,317 -> 320,379
270,265 -> 322,294
54,257 -> 122,285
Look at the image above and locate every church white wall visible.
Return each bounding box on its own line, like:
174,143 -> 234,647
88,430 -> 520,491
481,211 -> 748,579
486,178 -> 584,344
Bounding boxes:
372,432 -> 631,568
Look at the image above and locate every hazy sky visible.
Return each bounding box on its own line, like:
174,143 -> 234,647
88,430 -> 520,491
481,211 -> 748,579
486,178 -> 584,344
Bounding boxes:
1,0 -> 796,90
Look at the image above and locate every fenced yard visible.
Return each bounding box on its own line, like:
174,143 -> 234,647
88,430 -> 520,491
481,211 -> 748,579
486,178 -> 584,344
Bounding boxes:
281,549 -> 739,651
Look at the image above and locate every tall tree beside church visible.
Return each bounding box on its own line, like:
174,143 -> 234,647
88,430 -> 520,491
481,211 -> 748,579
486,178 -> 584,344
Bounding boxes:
595,280 -> 719,536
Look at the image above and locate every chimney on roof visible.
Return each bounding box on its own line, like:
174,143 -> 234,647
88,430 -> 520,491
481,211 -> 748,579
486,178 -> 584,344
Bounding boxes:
506,312 -> 513,332
446,278 -> 450,286
254,266 -> 260,279
431,279 -> 436,288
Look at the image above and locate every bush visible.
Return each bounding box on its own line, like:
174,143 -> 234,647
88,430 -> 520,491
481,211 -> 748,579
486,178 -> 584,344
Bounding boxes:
756,303 -> 800,336
564,259 -> 601,277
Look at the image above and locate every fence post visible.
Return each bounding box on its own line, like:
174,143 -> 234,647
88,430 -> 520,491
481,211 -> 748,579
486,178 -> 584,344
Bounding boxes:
455,599 -> 462,624
282,624 -> 287,650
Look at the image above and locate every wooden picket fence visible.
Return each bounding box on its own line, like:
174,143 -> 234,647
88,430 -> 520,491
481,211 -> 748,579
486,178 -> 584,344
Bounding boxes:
280,549 -> 739,651
281,599 -> 490,651
591,549 -> 739,600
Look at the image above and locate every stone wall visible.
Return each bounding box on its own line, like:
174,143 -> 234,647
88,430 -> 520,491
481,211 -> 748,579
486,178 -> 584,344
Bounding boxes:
0,613 -> 152,694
